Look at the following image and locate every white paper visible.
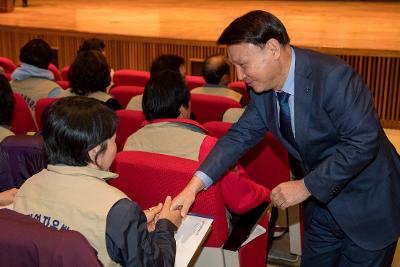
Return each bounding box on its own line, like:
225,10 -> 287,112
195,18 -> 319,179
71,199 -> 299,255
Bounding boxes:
174,214 -> 213,267
240,224 -> 266,247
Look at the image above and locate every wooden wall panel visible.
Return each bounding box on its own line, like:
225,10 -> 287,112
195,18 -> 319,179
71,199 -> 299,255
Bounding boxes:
0,26 -> 399,128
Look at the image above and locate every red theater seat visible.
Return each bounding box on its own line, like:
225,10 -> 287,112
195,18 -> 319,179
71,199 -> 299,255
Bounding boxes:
191,94 -> 241,123
115,110 -> 145,151
113,69 -> 150,87
110,85 -> 144,108
48,63 -> 61,81
186,75 -> 205,90
110,151 -> 269,266
61,66 -> 70,81
203,121 -> 290,189
0,57 -> 16,74
35,98 -> 57,130
11,93 -> 37,134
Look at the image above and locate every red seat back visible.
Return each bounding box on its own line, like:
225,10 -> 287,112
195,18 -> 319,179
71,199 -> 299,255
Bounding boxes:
185,75 -> 205,90
48,63 -> 61,81
191,94 -> 241,123
203,121 -> 290,189
110,151 -> 228,247
110,85 -> 144,108
35,98 -> 57,131
115,110 -> 145,151
228,81 -> 249,105
56,80 -> 70,89
0,57 -> 16,73
11,93 -> 37,134
4,73 -> 11,81
202,121 -> 232,138
113,69 -> 150,87
60,66 -> 70,81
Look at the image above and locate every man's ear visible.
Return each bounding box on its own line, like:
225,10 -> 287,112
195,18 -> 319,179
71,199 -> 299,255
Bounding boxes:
266,38 -> 281,59
88,144 -> 100,163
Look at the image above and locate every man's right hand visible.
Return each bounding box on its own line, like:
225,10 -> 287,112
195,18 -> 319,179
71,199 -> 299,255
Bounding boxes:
171,175 -> 205,217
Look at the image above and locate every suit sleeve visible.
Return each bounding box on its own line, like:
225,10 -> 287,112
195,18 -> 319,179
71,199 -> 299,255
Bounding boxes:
303,64 -> 380,203
198,95 -> 269,183
199,136 -> 270,214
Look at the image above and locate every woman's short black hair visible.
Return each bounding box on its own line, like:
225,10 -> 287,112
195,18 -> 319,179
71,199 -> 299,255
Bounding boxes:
143,70 -> 190,121
150,55 -> 185,77
218,10 -> 290,47
19,39 -> 52,69
0,74 -> 14,126
68,50 -> 111,95
42,96 -> 117,167
77,38 -> 105,54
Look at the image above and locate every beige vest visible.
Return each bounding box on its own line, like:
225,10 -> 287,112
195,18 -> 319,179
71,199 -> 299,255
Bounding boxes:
191,86 -> 242,102
0,126 -> 14,142
11,78 -> 60,109
59,89 -> 112,103
126,94 -> 143,111
14,165 -> 126,267
124,122 -> 206,161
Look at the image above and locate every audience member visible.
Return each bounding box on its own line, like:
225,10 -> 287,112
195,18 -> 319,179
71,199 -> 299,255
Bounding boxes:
77,37 -> 115,82
126,54 -> 186,111
10,39 -> 62,109
0,74 -> 15,142
191,55 -> 242,103
124,70 -> 270,216
61,51 -> 122,110
14,96 -> 181,266
77,38 -> 105,54
150,54 -> 186,78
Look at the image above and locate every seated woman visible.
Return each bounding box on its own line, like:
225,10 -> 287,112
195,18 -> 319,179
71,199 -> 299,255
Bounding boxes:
124,70 -> 270,214
14,96 -> 181,267
0,74 -> 15,142
61,51 -> 122,110
10,39 -> 62,110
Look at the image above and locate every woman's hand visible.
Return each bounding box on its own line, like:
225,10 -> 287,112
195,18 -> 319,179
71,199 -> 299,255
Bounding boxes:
144,202 -> 163,232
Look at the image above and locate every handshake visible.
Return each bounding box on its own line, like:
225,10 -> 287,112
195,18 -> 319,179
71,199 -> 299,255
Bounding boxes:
144,196 -> 183,232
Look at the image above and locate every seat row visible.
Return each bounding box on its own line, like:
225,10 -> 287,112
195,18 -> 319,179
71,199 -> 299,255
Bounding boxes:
0,56 -> 246,91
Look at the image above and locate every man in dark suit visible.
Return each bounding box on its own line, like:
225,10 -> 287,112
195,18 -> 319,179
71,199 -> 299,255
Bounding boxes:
172,10 -> 400,266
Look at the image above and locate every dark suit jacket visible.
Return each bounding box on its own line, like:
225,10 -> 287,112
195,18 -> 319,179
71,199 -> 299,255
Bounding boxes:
199,46 -> 400,250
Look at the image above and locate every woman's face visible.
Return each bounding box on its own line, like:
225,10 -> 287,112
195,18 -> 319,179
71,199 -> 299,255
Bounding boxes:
89,134 -> 117,171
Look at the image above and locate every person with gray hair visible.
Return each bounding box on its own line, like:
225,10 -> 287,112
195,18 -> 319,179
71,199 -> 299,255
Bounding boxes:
191,55 -> 243,104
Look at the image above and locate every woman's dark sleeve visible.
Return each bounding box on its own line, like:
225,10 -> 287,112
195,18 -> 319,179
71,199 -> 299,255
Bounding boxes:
104,98 -> 123,111
105,198 -> 177,267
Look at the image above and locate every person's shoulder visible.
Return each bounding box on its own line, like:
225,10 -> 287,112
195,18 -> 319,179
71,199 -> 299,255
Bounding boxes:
294,46 -> 348,73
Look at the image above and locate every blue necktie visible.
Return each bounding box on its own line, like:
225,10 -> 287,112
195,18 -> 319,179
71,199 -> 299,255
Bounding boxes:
277,91 -> 298,150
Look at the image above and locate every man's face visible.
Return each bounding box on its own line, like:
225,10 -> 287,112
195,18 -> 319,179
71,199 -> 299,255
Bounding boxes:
227,42 -> 279,93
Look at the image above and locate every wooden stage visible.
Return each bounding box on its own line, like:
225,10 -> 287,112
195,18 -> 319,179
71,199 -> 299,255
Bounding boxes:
0,0 -> 399,127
